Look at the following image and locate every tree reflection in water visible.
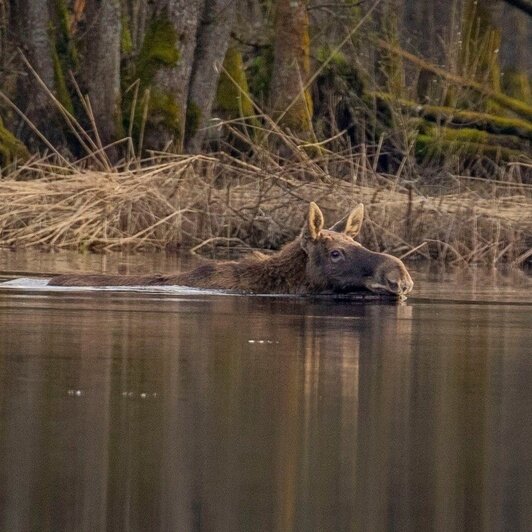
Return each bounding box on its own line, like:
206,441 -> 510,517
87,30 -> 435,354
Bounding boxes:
0,291 -> 530,531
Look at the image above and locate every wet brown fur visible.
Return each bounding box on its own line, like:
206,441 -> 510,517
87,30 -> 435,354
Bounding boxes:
48,203 -> 414,296
48,241 -> 319,293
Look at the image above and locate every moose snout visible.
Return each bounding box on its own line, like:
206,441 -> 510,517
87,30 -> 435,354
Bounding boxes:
384,274 -> 414,296
364,260 -> 414,296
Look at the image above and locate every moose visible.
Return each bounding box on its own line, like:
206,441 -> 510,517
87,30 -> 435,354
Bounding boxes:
48,202 -> 414,297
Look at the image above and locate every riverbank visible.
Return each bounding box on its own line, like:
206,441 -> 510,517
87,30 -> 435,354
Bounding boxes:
0,152 -> 530,266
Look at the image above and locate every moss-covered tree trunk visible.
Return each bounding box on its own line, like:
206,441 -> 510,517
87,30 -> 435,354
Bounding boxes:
84,0 -> 122,157
10,0 -> 60,146
186,0 -> 238,152
140,0 -> 201,152
270,0 -> 313,135
0,116 -> 29,166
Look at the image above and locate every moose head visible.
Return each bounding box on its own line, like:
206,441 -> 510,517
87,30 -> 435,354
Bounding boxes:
300,202 -> 414,296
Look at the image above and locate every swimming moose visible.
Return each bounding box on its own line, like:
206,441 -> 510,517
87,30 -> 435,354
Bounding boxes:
48,202 -> 414,297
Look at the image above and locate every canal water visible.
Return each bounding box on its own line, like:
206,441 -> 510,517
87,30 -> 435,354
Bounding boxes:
0,251 -> 530,531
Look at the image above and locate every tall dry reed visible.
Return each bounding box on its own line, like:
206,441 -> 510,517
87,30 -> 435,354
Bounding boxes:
0,134 -> 530,266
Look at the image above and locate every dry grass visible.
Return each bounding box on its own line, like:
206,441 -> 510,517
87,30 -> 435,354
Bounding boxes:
0,144 -> 530,266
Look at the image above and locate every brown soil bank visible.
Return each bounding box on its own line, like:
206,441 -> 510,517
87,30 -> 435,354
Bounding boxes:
0,153 -> 530,267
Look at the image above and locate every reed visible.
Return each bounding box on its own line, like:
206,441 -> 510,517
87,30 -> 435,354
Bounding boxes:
0,131 -> 530,266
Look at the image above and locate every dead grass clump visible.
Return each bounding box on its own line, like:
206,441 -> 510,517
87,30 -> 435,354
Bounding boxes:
0,150 -> 530,266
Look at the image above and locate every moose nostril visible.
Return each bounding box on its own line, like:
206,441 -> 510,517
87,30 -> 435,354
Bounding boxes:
388,280 -> 399,293
384,271 -> 413,295
401,279 -> 413,294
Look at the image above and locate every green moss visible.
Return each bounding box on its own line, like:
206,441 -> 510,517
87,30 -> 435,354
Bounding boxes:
373,92 -> 532,140
51,46 -> 74,114
317,45 -> 366,96
502,69 -> 531,104
422,104 -> 532,140
415,133 -> 522,162
439,127 -> 488,144
135,17 -> 180,87
247,45 -> 274,101
0,117 -> 29,166
151,90 -> 180,131
123,16 -> 182,144
54,0 -> 78,66
304,88 -> 314,122
374,90 -> 530,162
421,124 -> 528,151
121,17 -> 133,55
113,94 -> 125,140
48,0 -> 76,114
487,91 -> 532,123
317,46 -> 343,67
216,46 -> 254,117
129,88 -> 180,143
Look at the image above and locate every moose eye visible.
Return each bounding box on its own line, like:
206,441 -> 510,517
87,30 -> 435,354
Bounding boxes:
330,250 -> 343,262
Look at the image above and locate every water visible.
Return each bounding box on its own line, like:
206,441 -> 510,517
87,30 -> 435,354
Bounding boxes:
0,251 -> 531,532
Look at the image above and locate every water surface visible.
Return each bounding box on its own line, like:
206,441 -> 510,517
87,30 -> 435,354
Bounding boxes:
0,251 -> 530,531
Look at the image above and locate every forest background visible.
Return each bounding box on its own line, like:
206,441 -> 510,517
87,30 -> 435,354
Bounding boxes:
0,0 -> 531,266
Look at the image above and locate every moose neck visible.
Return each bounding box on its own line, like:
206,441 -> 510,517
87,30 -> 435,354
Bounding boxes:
246,238 -> 311,294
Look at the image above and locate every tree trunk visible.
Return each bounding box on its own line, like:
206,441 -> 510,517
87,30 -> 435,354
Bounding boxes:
84,0 -> 122,155
186,0 -> 238,152
403,0 -> 462,63
140,0 -> 202,152
403,0 -> 464,100
270,0 -> 313,135
0,1 -> 6,68
10,0 -> 59,146
499,2 -> 532,101
124,0 -> 150,53
376,0 -> 406,96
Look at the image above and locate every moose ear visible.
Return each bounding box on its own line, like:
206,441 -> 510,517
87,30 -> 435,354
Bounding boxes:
302,202 -> 324,241
329,204 -> 364,237
344,203 -> 364,237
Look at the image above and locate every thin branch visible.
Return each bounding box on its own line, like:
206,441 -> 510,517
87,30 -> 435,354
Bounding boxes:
308,2 -> 364,11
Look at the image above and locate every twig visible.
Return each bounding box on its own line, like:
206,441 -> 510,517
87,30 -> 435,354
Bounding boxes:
399,241 -> 428,260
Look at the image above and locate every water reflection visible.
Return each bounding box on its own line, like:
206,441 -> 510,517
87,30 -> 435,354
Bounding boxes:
0,289 -> 530,531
